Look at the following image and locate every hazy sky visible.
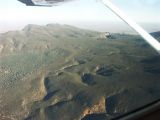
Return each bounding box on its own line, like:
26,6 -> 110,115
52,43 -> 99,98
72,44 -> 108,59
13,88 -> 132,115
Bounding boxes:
0,0 -> 160,32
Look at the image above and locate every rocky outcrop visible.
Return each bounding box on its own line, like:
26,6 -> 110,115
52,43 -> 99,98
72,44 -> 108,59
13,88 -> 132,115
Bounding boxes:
82,97 -> 106,117
81,73 -> 96,86
95,65 -> 114,77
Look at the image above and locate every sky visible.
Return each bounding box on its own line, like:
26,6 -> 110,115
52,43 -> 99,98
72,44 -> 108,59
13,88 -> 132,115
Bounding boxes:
0,0 -> 160,33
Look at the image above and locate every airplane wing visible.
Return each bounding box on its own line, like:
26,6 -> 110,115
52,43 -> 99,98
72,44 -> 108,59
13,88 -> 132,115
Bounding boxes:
18,0 -> 73,6
102,0 -> 160,54
17,0 -> 160,54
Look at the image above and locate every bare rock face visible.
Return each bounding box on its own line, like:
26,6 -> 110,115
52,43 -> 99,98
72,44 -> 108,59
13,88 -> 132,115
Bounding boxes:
82,97 -> 106,118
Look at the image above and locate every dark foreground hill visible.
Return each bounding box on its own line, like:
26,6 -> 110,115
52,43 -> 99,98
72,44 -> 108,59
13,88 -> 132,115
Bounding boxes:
150,31 -> 160,39
0,24 -> 160,120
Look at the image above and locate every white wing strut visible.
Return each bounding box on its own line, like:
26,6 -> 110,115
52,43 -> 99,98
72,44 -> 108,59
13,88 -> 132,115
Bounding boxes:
102,0 -> 160,54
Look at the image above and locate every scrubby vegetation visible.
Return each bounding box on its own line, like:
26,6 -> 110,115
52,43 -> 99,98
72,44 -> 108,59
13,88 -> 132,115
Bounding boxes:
0,24 -> 160,120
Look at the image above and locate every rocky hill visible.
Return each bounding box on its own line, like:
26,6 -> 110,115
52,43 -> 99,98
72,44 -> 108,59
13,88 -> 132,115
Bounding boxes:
0,24 -> 160,120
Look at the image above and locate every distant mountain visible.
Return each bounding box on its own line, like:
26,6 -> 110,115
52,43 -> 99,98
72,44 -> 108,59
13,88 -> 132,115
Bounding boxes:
0,24 -> 98,55
150,31 -> 160,39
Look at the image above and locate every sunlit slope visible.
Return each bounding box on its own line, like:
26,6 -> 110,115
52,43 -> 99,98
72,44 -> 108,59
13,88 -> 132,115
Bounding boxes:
0,24 -> 160,120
